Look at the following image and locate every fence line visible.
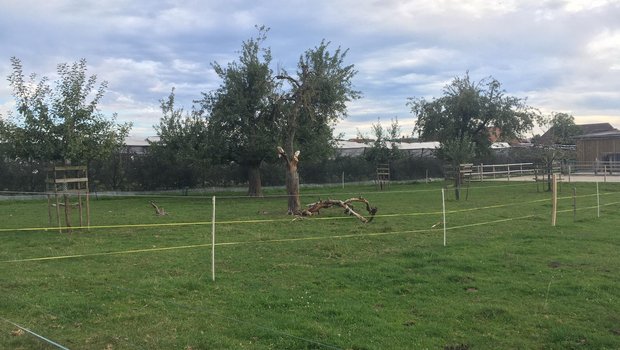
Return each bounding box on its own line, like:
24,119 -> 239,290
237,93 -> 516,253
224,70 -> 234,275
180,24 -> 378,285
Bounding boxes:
1,192 -> 614,234
111,285 -> 344,350
1,282 -> 340,350
467,162 -> 538,181
1,291 -> 146,350
556,200 -> 620,214
568,160 -> 620,174
2,182 -> 618,349
4,186 -> 618,263
0,180 -> 539,201
0,201 -> 528,234
0,316 -> 71,350
3,213 -> 545,264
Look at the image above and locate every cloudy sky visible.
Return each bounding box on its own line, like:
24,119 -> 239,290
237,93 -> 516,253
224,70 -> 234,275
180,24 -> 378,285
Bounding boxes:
1,0 -> 619,140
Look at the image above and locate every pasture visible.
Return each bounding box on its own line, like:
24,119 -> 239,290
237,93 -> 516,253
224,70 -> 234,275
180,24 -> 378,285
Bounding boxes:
1,181 -> 619,349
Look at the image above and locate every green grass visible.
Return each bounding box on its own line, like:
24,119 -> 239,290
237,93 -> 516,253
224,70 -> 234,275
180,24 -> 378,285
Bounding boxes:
1,181 -> 619,349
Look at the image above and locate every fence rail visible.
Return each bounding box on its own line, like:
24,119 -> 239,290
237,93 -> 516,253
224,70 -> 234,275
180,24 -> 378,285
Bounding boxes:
472,162 -> 535,180
452,161 -> 620,183
567,160 -> 620,175
456,162 -> 559,181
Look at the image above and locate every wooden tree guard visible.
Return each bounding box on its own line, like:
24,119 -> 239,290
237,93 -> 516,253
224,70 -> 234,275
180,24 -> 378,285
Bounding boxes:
46,165 -> 90,233
459,163 -> 472,200
376,163 -> 390,190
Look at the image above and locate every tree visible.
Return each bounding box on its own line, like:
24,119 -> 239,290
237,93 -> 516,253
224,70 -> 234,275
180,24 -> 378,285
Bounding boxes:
276,41 -> 360,214
295,113 -> 341,161
359,117 -> 403,164
409,72 -> 537,198
0,57 -> 131,165
531,112 -> 579,191
149,88 -> 209,188
409,72 -> 537,158
436,136 -> 476,199
197,26 -> 279,197
547,112 -> 582,145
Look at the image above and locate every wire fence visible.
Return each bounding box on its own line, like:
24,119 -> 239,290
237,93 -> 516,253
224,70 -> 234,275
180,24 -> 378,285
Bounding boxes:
1,180 -> 619,348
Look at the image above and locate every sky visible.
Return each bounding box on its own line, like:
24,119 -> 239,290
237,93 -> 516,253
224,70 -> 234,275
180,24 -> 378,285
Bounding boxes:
1,0 -> 619,141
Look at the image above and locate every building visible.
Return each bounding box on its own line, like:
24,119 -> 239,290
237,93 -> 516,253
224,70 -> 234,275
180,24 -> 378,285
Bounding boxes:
575,130 -> 620,163
335,140 -> 439,158
539,122 -> 616,145
123,136 -> 159,155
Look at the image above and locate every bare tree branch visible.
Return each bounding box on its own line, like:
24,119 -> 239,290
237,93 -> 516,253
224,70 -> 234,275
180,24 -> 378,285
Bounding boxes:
150,201 -> 168,216
299,197 -> 378,223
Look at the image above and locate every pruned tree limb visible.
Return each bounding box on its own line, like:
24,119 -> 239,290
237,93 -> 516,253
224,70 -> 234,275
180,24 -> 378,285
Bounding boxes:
298,197 -> 378,223
276,146 -> 300,168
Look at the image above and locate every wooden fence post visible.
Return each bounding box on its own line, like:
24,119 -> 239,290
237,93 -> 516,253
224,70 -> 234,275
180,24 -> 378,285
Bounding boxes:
551,174 -> 558,226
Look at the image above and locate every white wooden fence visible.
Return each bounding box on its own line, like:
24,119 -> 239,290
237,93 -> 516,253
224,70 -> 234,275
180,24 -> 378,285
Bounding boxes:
460,162 -> 561,181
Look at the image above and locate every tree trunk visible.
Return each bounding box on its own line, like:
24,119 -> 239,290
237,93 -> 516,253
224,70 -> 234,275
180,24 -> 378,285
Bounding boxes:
454,165 -> 461,200
546,163 -> 552,192
285,164 -> 300,214
247,163 -> 263,197
277,144 -> 301,215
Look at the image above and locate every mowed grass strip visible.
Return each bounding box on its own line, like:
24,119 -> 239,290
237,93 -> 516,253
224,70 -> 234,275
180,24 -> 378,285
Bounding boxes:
1,181 -> 619,349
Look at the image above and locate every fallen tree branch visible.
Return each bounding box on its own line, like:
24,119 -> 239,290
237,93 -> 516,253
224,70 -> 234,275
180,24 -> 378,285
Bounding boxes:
150,201 -> 168,216
299,197 -> 378,223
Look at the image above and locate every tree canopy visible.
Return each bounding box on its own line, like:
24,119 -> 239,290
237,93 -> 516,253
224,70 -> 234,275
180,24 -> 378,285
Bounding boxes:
409,72 -> 537,160
276,41 -> 360,152
276,40 -> 360,213
196,26 -> 279,196
196,29 -> 359,204
542,112 -> 582,145
358,117 -> 402,164
0,57 -> 131,165
150,88 -> 209,188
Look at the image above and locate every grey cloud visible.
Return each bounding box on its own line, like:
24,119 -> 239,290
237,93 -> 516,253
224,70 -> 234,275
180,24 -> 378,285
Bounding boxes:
1,0 -> 619,139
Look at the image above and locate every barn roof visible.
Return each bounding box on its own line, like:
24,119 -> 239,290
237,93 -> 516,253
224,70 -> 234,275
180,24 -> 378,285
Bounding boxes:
574,130 -> 620,140
540,123 -> 617,143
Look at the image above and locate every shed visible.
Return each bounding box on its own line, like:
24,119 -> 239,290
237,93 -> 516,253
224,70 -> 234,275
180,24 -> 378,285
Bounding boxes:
575,130 -> 620,163
539,122 -> 616,145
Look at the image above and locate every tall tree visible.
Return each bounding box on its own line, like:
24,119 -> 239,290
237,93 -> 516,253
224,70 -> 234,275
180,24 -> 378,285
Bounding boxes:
276,41 -> 360,214
359,117 -> 403,164
409,72 -> 537,158
197,26 -> 279,197
547,112 -> 582,145
409,72 -> 537,198
531,112 -> 579,191
0,57 -> 131,165
150,88 -> 209,188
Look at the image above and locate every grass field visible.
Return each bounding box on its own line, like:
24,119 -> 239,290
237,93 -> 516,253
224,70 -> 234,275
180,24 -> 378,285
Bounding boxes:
1,181 -> 619,349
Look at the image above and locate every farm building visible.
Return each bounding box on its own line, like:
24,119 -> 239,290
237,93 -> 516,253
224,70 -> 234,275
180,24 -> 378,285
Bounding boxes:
539,122 -> 617,145
575,130 -> 620,163
335,140 -> 439,158
123,137 -> 441,157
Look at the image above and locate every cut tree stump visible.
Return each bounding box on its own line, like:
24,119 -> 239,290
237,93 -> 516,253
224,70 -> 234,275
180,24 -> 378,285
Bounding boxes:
298,197 -> 378,223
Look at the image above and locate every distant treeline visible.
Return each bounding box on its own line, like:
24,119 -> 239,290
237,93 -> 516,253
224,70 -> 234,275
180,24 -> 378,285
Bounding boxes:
1,154 -> 446,193
0,147 -> 550,193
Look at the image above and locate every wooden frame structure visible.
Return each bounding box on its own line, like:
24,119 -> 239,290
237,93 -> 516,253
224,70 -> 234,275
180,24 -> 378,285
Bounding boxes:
46,165 -> 90,233
376,163 -> 390,190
